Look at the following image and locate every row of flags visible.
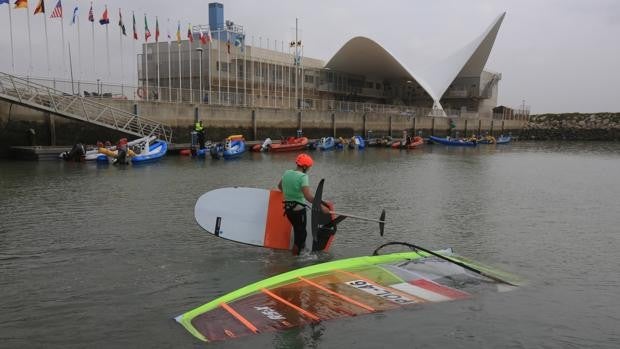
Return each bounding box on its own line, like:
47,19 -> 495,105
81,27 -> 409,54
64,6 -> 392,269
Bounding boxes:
1,0 -> 221,47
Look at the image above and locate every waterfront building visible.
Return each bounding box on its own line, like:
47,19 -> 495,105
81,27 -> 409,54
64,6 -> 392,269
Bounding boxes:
139,3 -> 505,119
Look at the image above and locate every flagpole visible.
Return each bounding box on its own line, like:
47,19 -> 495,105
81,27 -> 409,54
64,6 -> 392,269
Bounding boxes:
76,8 -> 82,81
266,38 -> 269,108
7,2 -> 15,72
168,40 -> 171,102
68,42 -> 74,93
271,40 -> 274,107
281,40 -> 284,107
26,3 -> 33,74
60,10 -> 66,72
258,36 -> 261,107
251,36 -> 254,107
272,41 -> 275,107
207,27 -> 211,105
91,9 -> 95,77
145,41 -> 149,102
167,19 -> 171,103
178,37 -> 181,103
243,37 -> 246,106
274,41 -> 277,107
235,38 -> 238,106
42,8 -> 51,75
132,12 -> 136,88
301,44 -> 304,110
132,31 -> 136,87
105,24 -> 110,78
155,40 -> 161,100
156,41 -> 160,101
143,15 -> 148,101
226,32 -> 230,105
275,39 -> 278,107
119,10 -> 123,94
217,29 -> 221,104
288,42 -> 291,109
156,18 -> 160,102
294,18 -> 298,110
189,28 -> 193,104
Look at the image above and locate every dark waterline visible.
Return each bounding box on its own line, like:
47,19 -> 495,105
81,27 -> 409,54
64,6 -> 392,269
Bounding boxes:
1,142 -> 619,348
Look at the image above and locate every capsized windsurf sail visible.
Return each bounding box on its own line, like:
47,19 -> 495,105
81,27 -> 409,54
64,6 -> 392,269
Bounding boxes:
175,249 -> 520,342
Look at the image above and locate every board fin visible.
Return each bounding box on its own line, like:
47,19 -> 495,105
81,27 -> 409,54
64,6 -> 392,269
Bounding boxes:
311,179 -> 338,251
214,217 -> 222,236
311,179 -> 325,248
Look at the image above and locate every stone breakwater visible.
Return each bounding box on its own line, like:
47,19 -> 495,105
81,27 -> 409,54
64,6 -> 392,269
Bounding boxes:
521,113 -> 620,141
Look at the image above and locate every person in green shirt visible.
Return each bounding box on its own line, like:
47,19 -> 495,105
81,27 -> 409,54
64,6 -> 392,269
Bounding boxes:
277,153 -> 328,255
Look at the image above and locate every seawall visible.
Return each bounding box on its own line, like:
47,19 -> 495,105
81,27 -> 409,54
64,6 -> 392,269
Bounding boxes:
0,99 -> 526,157
521,113 -> 620,141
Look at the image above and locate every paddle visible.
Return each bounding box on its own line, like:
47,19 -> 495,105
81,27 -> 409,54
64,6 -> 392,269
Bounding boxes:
372,241 -> 517,286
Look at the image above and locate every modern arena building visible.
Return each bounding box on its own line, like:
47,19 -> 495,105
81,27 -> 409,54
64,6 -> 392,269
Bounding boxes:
140,3 -> 506,119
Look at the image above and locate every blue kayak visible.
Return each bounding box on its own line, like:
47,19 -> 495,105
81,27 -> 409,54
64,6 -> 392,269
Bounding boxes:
223,139 -> 246,159
132,140 -> 168,163
348,135 -> 366,149
318,137 -> 336,151
429,136 -> 476,147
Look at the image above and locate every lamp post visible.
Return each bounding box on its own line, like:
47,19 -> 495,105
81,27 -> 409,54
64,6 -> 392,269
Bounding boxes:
196,48 -> 204,103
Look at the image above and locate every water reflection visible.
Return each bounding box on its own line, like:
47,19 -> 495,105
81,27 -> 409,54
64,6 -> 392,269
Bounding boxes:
1,141 -> 620,348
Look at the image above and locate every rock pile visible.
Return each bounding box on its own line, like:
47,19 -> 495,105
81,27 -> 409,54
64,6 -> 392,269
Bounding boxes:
521,113 -> 620,140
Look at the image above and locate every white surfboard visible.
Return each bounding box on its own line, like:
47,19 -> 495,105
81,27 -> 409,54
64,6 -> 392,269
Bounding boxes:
194,187 -> 336,251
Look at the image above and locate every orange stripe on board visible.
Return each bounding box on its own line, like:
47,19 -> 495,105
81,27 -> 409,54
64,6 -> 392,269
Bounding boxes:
337,270 -> 426,303
263,191 -> 293,249
261,288 -> 321,322
299,276 -> 376,312
220,303 -> 260,334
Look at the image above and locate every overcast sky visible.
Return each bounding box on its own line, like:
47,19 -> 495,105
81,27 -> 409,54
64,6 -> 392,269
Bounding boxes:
1,0 -> 619,113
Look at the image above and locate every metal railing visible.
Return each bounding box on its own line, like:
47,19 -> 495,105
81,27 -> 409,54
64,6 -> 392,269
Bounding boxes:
10,75 -> 498,119
0,72 -> 173,142
492,106 -> 530,121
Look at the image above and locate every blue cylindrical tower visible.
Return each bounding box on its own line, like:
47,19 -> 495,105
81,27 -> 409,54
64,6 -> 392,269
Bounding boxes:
208,3 -> 224,30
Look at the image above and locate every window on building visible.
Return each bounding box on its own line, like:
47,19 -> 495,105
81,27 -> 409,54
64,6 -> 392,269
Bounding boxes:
304,75 -> 314,84
375,83 -> 382,90
217,61 -> 229,72
365,81 -> 373,88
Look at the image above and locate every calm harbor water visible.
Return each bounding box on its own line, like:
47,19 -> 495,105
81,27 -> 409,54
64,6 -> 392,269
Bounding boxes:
1,142 -> 619,348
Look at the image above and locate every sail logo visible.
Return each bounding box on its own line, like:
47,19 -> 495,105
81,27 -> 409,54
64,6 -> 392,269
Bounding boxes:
254,306 -> 286,320
346,280 -> 417,305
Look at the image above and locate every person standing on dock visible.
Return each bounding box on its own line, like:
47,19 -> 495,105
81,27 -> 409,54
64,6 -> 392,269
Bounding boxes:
194,120 -> 205,149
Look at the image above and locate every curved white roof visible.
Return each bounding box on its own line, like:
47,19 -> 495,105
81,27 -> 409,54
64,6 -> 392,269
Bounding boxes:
325,12 -> 506,109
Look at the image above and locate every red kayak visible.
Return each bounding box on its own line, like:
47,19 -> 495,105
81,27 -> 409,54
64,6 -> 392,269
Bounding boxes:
391,136 -> 424,149
268,137 -> 309,152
